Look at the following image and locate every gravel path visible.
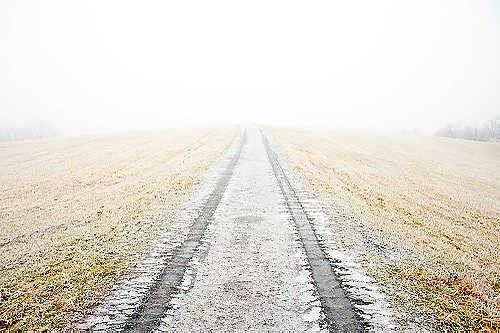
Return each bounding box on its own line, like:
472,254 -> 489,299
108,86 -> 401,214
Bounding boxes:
79,126 -> 393,332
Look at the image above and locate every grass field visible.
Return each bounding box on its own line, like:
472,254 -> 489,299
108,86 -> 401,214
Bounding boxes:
0,127 -> 237,330
271,127 -> 500,330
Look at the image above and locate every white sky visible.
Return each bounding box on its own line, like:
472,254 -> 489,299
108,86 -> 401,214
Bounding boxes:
1,0 -> 499,135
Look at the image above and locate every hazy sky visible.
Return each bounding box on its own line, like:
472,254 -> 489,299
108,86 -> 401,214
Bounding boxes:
1,0 -> 499,135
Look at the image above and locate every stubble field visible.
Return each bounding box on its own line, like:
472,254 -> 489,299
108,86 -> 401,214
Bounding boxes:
0,127 -> 237,330
271,127 -> 500,331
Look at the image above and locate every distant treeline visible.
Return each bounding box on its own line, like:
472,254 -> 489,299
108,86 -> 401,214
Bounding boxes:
0,121 -> 60,142
435,115 -> 500,142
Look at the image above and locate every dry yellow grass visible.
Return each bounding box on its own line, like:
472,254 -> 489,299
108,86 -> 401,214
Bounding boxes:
270,127 -> 500,330
0,127 -> 238,330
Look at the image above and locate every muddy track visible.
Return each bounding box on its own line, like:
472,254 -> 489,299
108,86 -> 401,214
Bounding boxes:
262,131 -> 364,332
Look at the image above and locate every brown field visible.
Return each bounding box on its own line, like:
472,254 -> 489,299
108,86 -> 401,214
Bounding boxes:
0,127 -> 237,330
270,127 -> 500,330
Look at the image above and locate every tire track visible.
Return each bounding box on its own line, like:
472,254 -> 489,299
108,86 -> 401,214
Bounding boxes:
76,130 -> 245,332
123,131 -> 246,331
262,131 -> 365,332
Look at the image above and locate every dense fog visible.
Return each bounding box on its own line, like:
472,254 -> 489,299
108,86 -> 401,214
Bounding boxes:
1,1 -> 499,140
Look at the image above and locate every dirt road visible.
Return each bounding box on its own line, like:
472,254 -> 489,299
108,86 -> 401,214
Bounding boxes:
78,127 -> 394,332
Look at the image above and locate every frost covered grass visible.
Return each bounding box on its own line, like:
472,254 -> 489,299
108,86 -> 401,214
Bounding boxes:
0,127 -> 237,330
270,127 -> 500,331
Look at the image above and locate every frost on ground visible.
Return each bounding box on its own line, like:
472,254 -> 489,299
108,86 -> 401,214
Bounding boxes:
79,126 -> 334,332
0,127 -> 238,331
270,127 -> 500,331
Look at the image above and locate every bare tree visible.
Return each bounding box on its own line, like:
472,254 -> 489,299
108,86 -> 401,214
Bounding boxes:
0,121 -> 60,142
488,116 -> 500,141
435,123 -> 456,138
435,115 -> 500,142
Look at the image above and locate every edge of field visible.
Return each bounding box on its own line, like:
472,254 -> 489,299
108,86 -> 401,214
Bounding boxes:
0,127 -> 239,331
269,126 -> 500,331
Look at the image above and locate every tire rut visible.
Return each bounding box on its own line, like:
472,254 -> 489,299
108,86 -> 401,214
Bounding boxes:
123,131 -> 247,332
262,130 -> 365,332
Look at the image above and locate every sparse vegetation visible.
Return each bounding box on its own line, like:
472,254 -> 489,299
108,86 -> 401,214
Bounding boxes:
0,127 -> 237,330
390,266 -> 498,330
271,127 -> 500,331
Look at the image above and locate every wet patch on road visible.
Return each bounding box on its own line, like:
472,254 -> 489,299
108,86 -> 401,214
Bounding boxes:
234,216 -> 262,225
